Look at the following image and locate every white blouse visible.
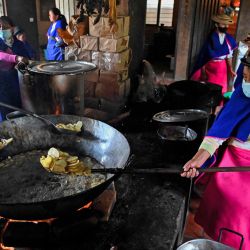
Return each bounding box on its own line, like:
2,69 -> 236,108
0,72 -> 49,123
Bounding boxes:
199,136 -> 250,156
215,33 -> 233,60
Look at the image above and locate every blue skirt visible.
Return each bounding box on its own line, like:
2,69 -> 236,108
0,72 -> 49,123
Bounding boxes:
46,43 -> 64,61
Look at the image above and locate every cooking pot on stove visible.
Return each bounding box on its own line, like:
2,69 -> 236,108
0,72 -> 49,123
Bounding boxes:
153,109 -> 209,141
152,109 -> 209,163
177,239 -> 234,250
17,61 -> 96,115
177,228 -> 243,250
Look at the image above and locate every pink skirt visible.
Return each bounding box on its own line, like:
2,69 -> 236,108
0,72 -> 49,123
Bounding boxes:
195,145 -> 250,249
191,60 -> 228,94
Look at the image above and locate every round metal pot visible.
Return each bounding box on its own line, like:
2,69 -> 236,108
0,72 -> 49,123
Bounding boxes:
177,239 -> 234,250
18,61 -> 96,115
152,109 -> 209,164
152,109 -> 209,141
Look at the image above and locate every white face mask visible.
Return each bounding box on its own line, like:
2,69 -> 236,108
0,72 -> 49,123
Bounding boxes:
0,29 -> 14,47
242,79 -> 250,98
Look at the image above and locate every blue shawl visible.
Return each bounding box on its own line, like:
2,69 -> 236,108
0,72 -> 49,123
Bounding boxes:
0,38 -> 8,51
207,82 -> 250,141
191,31 -> 237,76
0,37 -> 29,58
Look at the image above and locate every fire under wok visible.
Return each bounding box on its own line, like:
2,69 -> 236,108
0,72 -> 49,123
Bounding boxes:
0,115 -> 130,220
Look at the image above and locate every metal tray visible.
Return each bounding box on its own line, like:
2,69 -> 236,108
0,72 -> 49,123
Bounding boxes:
153,109 -> 208,123
27,61 -> 96,75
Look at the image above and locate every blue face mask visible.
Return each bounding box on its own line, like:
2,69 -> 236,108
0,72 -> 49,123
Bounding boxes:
0,29 -> 14,47
242,80 -> 250,98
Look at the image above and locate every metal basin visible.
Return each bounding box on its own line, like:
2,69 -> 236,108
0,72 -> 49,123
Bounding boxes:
18,60 -> 96,115
157,125 -> 197,141
177,239 -> 234,250
0,115 -> 130,220
153,109 -> 208,123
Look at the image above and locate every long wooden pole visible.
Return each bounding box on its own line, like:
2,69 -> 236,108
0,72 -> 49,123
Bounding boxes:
92,167 -> 250,175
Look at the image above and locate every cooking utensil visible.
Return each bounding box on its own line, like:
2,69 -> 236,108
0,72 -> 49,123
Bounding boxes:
153,109 -> 208,123
156,125 -> 197,141
91,166 -> 250,174
0,102 -> 80,135
177,228 -> 243,250
0,115 -> 130,220
177,239 -> 234,250
17,60 -> 97,116
27,61 -> 96,75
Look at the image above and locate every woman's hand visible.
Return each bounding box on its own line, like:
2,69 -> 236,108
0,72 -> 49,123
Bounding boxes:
181,159 -> 200,178
228,68 -> 237,78
181,149 -> 211,178
201,67 -> 207,82
16,56 -> 29,65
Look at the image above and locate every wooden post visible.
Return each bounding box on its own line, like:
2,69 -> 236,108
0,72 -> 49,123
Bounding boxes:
128,0 -> 147,78
174,0 -> 196,80
235,0 -> 250,42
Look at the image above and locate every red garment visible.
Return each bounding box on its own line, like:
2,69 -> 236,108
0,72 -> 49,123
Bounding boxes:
191,59 -> 228,94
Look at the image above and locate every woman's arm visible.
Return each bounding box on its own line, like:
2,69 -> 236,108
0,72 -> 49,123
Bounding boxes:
226,57 -> 237,79
0,51 -> 29,64
181,149 -> 211,178
0,50 -> 16,63
181,136 -> 226,178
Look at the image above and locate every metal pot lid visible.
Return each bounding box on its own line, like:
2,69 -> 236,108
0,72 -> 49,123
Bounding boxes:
153,109 -> 208,123
27,61 -> 96,75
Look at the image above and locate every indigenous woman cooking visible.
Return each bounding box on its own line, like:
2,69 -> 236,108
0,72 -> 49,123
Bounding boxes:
191,14 -> 237,94
46,8 -> 67,61
0,16 -> 29,121
182,54 -> 250,249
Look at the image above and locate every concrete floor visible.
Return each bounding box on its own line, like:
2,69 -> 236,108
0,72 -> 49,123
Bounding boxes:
183,195 -> 212,241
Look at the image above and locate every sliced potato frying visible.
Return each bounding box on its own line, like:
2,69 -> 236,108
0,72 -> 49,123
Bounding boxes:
48,147 -> 60,158
40,147 -> 91,176
56,121 -> 83,132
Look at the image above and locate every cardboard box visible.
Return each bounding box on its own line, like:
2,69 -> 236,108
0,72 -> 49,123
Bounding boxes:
80,35 -> 99,51
89,16 -> 130,39
124,78 -> 131,97
91,51 -> 101,68
91,49 -> 130,72
99,70 -> 128,83
84,81 -> 96,97
100,49 -> 130,72
95,78 -> 130,102
85,69 -> 100,82
99,36 -> 129,53
65,45 -> 91,61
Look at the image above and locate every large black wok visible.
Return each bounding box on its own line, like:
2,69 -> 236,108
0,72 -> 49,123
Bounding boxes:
0,115 -> 130,220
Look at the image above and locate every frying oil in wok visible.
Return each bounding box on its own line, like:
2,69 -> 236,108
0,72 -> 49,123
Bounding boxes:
0,149 -> 109,204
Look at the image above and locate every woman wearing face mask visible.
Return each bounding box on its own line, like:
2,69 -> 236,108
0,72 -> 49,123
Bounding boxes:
46,8 -> 67,61
191,14 -> 237,94
182,55 -> 250,249
0,16 -> 29,121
